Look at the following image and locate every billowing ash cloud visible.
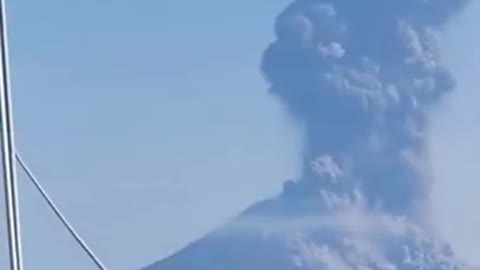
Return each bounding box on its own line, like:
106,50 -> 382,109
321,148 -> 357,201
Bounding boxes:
142,2 -> 475,270
261,0 -> 468,217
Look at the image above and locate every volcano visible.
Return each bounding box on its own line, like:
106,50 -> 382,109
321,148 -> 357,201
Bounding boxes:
141,1 -> 474,269
141,183 -> 471,270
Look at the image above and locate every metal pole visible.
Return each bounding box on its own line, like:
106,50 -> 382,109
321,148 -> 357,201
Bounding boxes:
0,0 -> 24,269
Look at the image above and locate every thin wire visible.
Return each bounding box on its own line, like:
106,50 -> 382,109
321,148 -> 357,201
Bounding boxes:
0,0 -> 23,268
16,152 -> 109,270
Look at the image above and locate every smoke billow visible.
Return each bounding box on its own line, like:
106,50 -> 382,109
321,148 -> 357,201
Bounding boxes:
261,0 -> 468,217
142,2 -> 476,269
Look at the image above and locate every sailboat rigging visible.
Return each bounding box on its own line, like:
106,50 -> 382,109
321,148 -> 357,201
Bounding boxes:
0,1 -> 108,269
0,0 -> 24,268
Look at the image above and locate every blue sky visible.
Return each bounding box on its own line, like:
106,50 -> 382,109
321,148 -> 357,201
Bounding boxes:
0,0 -> 478,269
2,1 -> 300,269
430,0 -> 480,265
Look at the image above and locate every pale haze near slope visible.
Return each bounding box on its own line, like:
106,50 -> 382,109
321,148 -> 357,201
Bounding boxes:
430,0 -> 480,266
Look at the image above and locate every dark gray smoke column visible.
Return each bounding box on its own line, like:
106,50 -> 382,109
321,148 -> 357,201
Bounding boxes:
141,2 -> 474,269
262,0 -> 468,216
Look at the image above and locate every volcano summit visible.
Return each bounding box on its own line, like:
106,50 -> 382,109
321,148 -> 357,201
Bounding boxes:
142,1 -> 474,269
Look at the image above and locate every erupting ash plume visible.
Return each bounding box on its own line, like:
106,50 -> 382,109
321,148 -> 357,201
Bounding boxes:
262,0 -> 468,217
143,1 -> 474,269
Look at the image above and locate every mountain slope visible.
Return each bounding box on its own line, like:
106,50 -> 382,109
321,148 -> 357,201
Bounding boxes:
142,191 -> 470,270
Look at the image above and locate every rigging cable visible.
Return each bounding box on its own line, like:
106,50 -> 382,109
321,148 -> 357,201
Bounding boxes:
16,152 -> 109,270
0,0 -> 108,268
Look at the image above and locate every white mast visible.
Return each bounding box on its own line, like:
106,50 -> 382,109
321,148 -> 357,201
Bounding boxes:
0,0 -> 24,269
